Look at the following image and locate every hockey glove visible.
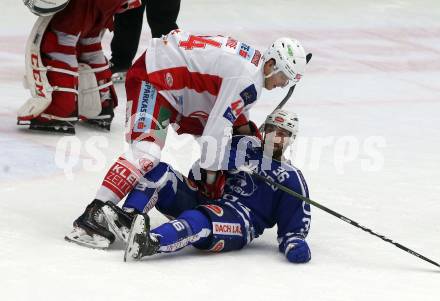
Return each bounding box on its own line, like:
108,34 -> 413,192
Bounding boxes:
232,120 -> 263,141
285,239 -> 311,263
197,169 -> 226,200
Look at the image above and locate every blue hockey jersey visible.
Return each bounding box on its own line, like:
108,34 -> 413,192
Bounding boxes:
124,135 -> 311,255
217,135 -> 311,253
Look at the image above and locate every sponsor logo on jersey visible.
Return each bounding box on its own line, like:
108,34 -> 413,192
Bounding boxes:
238,43 -> 252,60
138,158 -> 154,173
239,84 -> 257,106
231,99 -> 244,117
226,37 -> 238,49
234,42 -> 261,66
103,161 -> 141,198
251,49 -> 261,67
223,106 -> 236,124
213,222 -> 242,236
134,82 -> 157,133
227,172 -> 257,197
165,72 -> 173,88
209,240 -> 225,252
201,204 -> 224,216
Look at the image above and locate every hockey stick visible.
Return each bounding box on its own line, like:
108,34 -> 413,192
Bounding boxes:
243,167 -> 440,269
259,53 -> 312,132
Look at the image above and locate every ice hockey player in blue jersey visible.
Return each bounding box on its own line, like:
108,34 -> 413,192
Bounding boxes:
115,109 -> 312,263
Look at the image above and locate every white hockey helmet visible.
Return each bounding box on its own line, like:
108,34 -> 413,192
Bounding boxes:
264,38 -> 307,86
23,0 -> 70,16
265,109 -> 299,138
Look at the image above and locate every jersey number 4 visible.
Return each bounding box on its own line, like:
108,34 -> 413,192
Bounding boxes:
179,35 -> 221,50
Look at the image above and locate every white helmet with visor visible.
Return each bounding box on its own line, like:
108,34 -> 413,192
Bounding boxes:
264,38 -> 307,88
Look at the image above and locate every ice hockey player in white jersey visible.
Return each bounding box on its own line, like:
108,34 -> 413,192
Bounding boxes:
65,30 -> 308,244
65,108 -> 312,264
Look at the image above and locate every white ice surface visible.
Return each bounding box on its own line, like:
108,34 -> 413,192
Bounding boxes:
0,1 -> 439,300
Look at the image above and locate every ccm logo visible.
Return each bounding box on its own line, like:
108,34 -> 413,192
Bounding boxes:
31,53 -> 45,97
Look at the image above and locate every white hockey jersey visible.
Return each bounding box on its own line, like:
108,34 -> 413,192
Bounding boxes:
144,30 -> 265,170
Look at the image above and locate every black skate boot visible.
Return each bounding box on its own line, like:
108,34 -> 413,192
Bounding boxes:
101,202 -> 139,243
124,214 -> 160,262
65,199 -> 116,249
27,119 -> 76,134
84,100 -> 114,131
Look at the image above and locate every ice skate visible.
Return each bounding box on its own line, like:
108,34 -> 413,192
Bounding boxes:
124,214 -> 159,262
64,226 -> 111,249
101,202 -> 138,243
82,100 -> 114,131
20,119 -> 76,134
65,199 -> 115,249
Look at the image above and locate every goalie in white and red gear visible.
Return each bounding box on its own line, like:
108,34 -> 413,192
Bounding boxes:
18,0 -> 141,134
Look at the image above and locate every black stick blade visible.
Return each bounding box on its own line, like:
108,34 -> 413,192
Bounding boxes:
306,53 -> 313,64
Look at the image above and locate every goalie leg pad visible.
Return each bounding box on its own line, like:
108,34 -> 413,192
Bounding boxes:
19,16 -> 80,123
23,16 -> 54,102
77,63 -> 104,119
19,16 -> 54,121
78,31 -> 118,118
77,64 -> 117,130
17,96 -> 52,122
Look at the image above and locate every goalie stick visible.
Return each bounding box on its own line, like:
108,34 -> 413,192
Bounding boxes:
259,53 -> 312,132
241,167 -> 440,269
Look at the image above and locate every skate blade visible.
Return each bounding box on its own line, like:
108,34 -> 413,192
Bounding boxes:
80,119 -> 112,131
28,123 -> 76,135
101,205 -> 130,244
124,215 -> 145,262
65,227 -> 110,250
